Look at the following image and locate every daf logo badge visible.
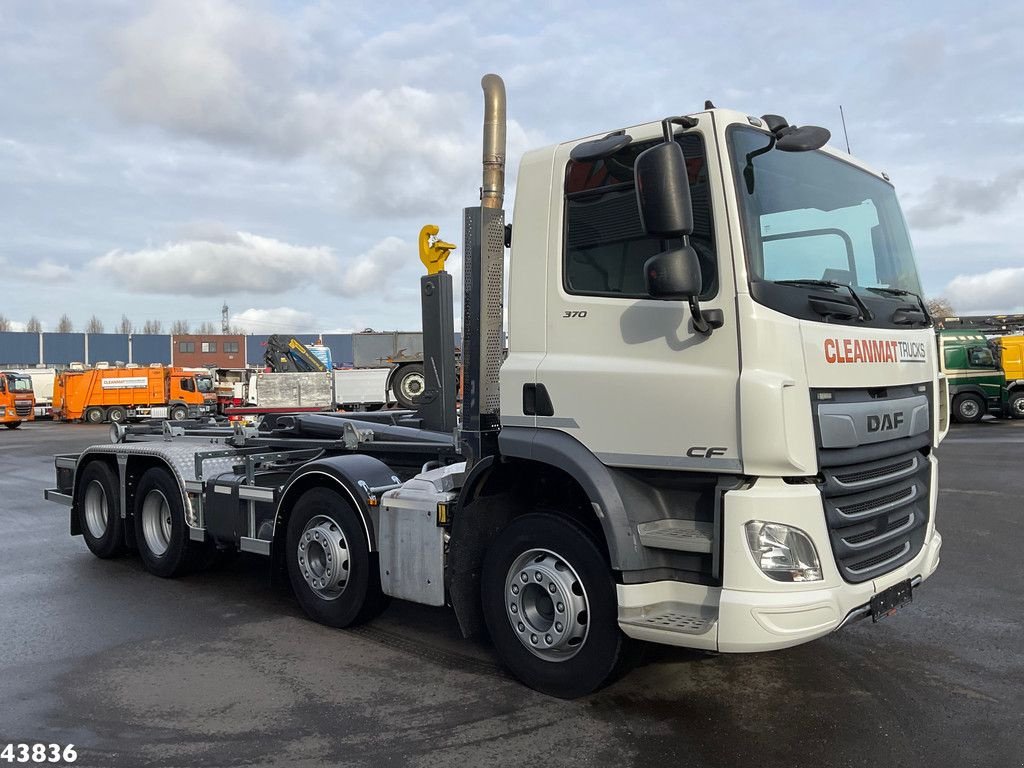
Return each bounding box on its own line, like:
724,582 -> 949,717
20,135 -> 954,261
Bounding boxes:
867,412 -> 905,433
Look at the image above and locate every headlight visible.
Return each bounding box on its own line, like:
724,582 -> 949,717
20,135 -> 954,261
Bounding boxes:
744,521 -> 823,582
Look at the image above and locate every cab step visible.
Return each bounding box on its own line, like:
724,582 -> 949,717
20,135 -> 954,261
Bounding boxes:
637,519 -> 714,553
619,602 -> 717,635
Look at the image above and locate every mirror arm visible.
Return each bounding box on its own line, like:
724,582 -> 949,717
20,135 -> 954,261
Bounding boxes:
661,116 -> 699,142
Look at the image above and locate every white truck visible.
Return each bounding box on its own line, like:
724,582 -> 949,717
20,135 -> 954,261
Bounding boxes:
45,75 -> 945,698
216,369 -> 392,414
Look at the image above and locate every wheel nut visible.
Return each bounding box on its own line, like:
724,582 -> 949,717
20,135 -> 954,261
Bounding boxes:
535,573 -> 542,581
518,622 -> 525,632
520,573 -> 528,583
555,622 -> 563,632
556,602 -> 564,612
511,585 -> 519,595
510,604 -> 518,614
545,635 -> 552,644
531,634 -> 538,644
548,583 -> 556,593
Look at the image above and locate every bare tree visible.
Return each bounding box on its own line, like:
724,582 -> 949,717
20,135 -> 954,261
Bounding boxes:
926,297 -> 956,320
0,314 -> 9,332
26,316 -> 42,333
141,319 -> 163,334
56,314 -> 74,333
196,320 -> 218,334
171,319 -> 191,335
85,315 -> 105,334
118,314 -> 133,334
230,325 -> 247,335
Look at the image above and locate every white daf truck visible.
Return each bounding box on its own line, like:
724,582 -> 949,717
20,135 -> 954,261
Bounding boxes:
45,75 -> 945,698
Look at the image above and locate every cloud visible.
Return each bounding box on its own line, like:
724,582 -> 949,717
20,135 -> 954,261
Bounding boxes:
945,267 -> 1024,313
90,230 -> 336,295
230,306 -> 316,332
907,168 -> 1024,229
332,236 -> 408,296
0,256 -> 73,283
100,0 -> 494,217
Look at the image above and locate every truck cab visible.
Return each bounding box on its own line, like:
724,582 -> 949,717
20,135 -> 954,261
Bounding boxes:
994,335 -> 1024,418
0,372 -> 35,429
937,330 -> 1010,421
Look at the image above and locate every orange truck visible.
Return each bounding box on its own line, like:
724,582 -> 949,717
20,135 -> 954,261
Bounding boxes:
53,366 -> 214,424
0,371 -> 35,429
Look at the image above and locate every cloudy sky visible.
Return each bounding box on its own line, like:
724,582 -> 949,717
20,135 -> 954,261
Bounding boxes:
1,1 -> 1022,334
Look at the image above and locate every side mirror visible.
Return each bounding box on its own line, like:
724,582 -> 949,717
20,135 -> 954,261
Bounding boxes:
645,246 -> 701,300
634,141 -> 693,237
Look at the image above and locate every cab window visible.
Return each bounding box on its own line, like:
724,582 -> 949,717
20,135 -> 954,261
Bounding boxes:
179,378 -> 196,392
968,347 -> 995,368
563,133 -> 717,300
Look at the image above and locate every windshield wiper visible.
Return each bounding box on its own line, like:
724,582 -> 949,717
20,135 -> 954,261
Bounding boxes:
864,286 -> 932,326
772,279 -> 874,321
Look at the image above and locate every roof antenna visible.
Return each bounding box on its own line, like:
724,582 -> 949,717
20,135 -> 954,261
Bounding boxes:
704,99 -> 715,110
839,104 -> 851,154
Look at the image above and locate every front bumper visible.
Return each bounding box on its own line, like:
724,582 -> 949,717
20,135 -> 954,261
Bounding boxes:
618,460 -> 942,653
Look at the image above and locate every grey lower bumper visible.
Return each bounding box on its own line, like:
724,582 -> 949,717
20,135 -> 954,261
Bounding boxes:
44,488 -> 72,506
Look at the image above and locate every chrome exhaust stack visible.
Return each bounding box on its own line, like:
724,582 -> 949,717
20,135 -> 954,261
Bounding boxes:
461,74 -> 507,468
480,74 -> 506,210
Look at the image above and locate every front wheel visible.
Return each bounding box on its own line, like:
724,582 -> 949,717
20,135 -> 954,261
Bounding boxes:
952,393 -> 985,423
285,487 -> 386,628
3,421 -> 21,430
482,512 -> 631,698
170,405 -> 188,421
1008,392 -> 1024,419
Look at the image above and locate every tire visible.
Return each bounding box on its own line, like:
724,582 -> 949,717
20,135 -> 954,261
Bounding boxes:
952,393 -> 985,423
481,512 -> 631,699
392,364 -> 425,409
1008,392 -> 1024,420
85,407 -> 105,424
169,405 -> 189,421
107,406 -> 127,424
77,461 -> 126,558
133,467 -> 196,577
286,487 -> 386,628
4,421 -> 21,430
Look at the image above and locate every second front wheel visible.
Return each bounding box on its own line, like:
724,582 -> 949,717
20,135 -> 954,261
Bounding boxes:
392,364 -> 425,410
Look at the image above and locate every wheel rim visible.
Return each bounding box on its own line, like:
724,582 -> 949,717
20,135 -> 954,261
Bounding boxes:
88,410 -> 102,423
504,548 -> 590,662
83,480 -> 109,539
960,399 -> 980,419
297,514 -> 350,600
109,409 -> 124,423
1013,399 -> 1024,417
172,408 -> 187,421
400,372 -> 425,401
141,489 -> 173,556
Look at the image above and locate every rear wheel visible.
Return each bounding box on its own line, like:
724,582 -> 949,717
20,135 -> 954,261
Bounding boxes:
107,406 -> 127,424
1008,391 -> 1024,419
286,487 -> 385,627
77,461 -> 126,558
482,512 -> 631,698
952,393 -> 985,423
392,364 -> 425,409
85,407 -> 105,424
133,467 -> 197,577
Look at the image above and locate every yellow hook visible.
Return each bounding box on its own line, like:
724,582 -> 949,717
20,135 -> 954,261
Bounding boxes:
419,224 -> 457,275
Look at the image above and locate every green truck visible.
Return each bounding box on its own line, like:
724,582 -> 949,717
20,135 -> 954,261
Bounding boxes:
938,329 -> 1024,422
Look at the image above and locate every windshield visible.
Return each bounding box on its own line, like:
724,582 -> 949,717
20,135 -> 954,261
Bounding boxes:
7,375 -> 33,393
730,126 -> 924,325
196,376 -> 214,393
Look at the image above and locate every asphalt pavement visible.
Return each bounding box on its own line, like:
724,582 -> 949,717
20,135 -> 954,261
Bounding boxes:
1,420 -> 1022,767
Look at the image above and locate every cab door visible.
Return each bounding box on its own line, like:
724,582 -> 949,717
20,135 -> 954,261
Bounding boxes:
534,116 -> 741,472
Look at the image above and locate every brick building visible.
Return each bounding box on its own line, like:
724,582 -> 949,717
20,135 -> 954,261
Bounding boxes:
171,334 -> 246,369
